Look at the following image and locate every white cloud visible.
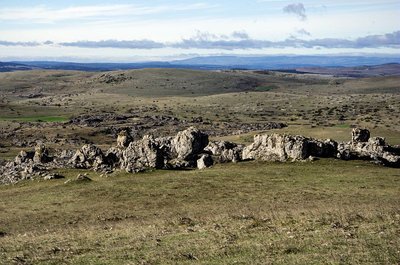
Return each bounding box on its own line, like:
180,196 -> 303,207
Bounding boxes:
0,3 -> 214,23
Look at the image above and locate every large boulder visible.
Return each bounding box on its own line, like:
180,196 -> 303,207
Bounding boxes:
243,134 -> 338,162
337,128 -> 400,167
33,143 -> 52,164
243,134 -> 309,161
171,127 -> 208,160
121,135 -> 165,173
14,150 -> 34,165
105,147 -> 124,168
117,130 -> 133,148
197,154 -> 213,169
204,141 -> 244,163
352,128 -> 370,143
69,144 -> 105,169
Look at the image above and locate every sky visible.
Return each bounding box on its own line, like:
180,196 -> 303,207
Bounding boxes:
0,0 -> 399,62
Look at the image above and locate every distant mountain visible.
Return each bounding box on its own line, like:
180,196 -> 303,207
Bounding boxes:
295,63 -> 400,77
1,55 -> 399,73
171,55 -> 400,69
0,62 -> 36,72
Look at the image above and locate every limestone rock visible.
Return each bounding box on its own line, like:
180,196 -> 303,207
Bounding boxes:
117,130 -> 133,148
121,135 -> 164,173
171,127 -> 208,160
352,128 -> 370,143
337,128 -> 400,167
197,154 -> 213,169
243,134 -> 338,162
205,141 -> 243,163
243,134 -> 309,161
70,144 -> 105,169
14,150 -> 34,165
33,143 -> 52,164
105,147 -> 124,167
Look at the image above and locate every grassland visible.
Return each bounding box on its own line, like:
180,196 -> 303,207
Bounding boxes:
0,68 -> 399,264
0,159 -> 399,264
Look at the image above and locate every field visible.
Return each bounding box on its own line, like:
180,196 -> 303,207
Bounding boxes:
0,68 -> 399,264
1,159 -> 399,264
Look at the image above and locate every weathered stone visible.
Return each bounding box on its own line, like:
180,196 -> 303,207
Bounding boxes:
117,130 -> 133,148
205,141 -> 243,163
14,150 -> 34,164
243,134 -> 338,162
352,128 -> 370,143
33,143 -> 52,164
69,144 -> 105,169
121,135 -> 164,173
105,147 -> 123,167
197,154 -> 213,169
44,173 -> 64,180
243,134 -> 309,161
171,126 -> 208,160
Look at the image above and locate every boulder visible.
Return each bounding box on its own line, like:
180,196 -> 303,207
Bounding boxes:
204,141 -> 243,163
121,135 -> 164,173
117,130 -> 133,148
105,147 -> 124,167
352,128 -> 370,143
337,128 -> 400,167
14,150 -> 34,165
243,134 -> 309,161
69,144 -> 105,169
197,154 -> 213,169
33,143 -> 52,164
171,127 -> 208,160
243,134 -> 338,162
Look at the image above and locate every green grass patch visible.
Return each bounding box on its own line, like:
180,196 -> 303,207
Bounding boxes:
334,123 -> 351,128
0,116 -> 68,123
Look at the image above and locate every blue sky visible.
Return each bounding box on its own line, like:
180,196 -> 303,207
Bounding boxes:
0,0 -> 399,62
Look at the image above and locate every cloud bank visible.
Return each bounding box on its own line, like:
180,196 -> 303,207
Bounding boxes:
1,31 -> 399,50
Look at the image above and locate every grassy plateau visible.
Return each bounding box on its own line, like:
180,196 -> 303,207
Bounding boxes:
0,160 -> 399,264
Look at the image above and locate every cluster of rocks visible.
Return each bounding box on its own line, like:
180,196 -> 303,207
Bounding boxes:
0,127 -> 399,185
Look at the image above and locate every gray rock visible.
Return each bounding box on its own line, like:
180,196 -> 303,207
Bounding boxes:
44,173 -> 64,180
69,144 -> 105,169
205,141 -> 243,163
243,134 -> 309,161
243,134 -> 338,162
352,128 -> 370,143
14,150 -> 34,164
197,154 -> 213,169
171,126 -> 208,160
33,142 -> 52,164
121,135 -> 164,173
337,128 -> 400,167
76,173 -> 92,181
117,130 -> 133,148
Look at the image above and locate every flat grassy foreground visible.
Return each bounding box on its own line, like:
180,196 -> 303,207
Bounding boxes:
0,160 -> 399,264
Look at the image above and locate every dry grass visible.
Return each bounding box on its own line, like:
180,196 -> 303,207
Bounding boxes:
1,159 -> 399,264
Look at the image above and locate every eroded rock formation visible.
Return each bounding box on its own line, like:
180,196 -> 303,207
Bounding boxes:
1,127 -> 399,185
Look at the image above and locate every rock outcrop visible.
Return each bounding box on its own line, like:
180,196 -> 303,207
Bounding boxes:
116,130 -> 133,148
1,127 -> 399,185
33,143 -> 52,164
204,141 -> 243,163
121,135 -> 165,173
197,154 -> 213,169
337,128 -> 400,167
171,126 -> 209,160
69,144 -> 106,170
242,134 -> 337,162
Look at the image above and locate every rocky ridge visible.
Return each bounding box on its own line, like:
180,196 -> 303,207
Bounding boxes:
1,127 -> 399,185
